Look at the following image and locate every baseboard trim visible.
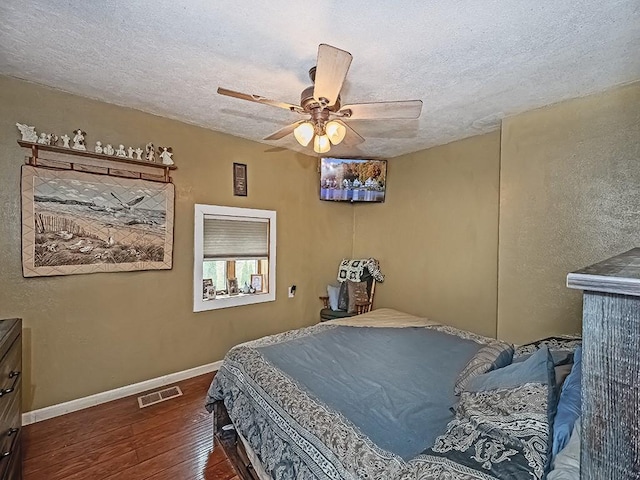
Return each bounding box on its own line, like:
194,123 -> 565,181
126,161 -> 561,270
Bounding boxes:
22,360 -> 223,425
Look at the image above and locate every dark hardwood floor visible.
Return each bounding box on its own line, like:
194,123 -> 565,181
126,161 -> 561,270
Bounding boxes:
23,373 -> 238,480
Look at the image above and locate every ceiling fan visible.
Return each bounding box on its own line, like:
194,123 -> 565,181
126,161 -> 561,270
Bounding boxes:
217,44 -> 423,154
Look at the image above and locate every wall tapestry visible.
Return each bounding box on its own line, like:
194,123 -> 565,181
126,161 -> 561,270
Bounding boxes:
21,165 -> 174,277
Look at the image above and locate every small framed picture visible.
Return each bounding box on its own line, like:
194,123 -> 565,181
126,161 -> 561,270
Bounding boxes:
203,278 -> 213,300
233,163 -> 247,196
250,274 -> 264,293
227,278 -> 239,296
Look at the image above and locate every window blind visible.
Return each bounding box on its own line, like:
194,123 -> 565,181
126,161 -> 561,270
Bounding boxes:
203,217 -> 269,259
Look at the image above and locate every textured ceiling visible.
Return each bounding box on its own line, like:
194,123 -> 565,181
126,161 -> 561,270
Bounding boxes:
1,1 -> 639,158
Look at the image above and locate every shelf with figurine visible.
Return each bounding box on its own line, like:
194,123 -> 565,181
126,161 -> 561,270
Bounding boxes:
16,123 -> 176,183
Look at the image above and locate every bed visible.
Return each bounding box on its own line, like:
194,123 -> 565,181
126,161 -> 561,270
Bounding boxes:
206,309 -> 559,480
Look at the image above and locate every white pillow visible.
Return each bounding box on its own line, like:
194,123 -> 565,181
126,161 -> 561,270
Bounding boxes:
548,419 -> 580,480
327,284 -> 340,311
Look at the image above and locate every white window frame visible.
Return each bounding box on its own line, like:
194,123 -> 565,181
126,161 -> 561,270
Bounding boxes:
194,204 -> 276,312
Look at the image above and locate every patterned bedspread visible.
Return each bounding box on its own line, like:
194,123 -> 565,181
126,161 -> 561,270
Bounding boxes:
206,311 -> 552,480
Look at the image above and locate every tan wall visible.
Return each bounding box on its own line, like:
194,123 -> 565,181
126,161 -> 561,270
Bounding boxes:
3,75 -> 637,411
497,82 -> 640,344
352,82 -> 639,345
0,76 -> 354,411
353,132 -> 501,337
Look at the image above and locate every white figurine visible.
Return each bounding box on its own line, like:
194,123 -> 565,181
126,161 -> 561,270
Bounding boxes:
60,134 -> 70,148
115,144 -> 127,157
95,141 -> 103,154
134,147 -> 143,160
16,123 -> 38,142
104,144 -> 115,155
145,142 -> 155,162
37,132 -> 50,145
158,146 -> 174,165
72,129 -> 87,151
127,147 -> 134,158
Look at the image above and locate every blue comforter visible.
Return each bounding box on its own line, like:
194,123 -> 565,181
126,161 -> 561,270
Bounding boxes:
257,325 -> 480,460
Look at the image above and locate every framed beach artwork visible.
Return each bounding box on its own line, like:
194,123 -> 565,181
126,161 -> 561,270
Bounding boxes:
21,165 -> 174,277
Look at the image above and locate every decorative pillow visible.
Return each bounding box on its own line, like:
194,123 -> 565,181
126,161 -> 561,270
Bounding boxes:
346,280 -> 369,313
514,335 -> 582,359
423,348 -> 556,479
514,349 -> 574,368
552,346 -> 582,456
337,281 -> 349,311
454,341 -> 514,394
554,364 -> 573,389
326,284 -> 340,311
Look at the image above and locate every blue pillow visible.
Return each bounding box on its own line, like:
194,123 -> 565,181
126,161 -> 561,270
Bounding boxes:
552,346 -> 582,456
326,285 -> 340,311
465,345 -> 555,393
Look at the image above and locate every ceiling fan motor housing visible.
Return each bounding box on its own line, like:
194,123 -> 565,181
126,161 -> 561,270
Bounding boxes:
300,85 -> 341,112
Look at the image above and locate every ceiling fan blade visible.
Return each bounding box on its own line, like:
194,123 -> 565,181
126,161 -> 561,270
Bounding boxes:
263,121 -> 304,141
337,120 -> 365,147
339,100 -> 423,120
218,87 -> 305,114
313,44 -> 352,107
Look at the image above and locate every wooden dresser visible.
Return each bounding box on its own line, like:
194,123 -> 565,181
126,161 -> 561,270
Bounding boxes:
567,248 -> 640,480
0,319 -> 22,480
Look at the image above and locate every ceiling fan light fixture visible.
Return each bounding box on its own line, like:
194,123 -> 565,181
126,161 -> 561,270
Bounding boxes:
314,134 -> 331,154
326,120 -> 346,145
293,122 -> 315,147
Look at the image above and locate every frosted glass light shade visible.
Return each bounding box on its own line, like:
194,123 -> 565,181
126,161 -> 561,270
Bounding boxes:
326,120 -> 346,145
313,134 -> 331,153
293,122 -> 314,147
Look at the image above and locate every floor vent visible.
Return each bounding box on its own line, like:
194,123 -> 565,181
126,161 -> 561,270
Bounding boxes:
137,386 -> 183,408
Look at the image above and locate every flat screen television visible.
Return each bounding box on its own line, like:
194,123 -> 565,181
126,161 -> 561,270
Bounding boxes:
320,157 -> 387,203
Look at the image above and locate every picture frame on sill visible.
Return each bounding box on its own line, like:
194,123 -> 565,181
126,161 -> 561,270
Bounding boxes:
233,163 -> 247,196
227,278 -> 239,296
250,274 -> 264,293
203,278 -> 214,300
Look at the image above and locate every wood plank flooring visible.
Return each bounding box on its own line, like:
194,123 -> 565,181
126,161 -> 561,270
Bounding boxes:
22,373 -> 239,480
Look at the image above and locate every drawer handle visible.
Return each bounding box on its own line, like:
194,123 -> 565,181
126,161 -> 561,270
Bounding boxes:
0,428 -> 19,462
0,371 -> 20,397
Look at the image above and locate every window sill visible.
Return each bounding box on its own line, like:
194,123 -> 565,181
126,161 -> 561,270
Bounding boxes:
204,291 -> 268,301
194,290 -> 275,312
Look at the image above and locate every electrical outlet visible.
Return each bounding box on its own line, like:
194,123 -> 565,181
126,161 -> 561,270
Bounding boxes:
288,285 -> 296,298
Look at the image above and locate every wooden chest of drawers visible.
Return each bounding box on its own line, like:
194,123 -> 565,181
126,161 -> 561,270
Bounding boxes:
0,319 -> 22,480
568,250 -> 640,479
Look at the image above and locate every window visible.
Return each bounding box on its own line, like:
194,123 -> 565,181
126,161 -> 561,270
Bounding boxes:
235,259 -> 258,287
202,260 -> 227,293
194,204 -> 276,312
